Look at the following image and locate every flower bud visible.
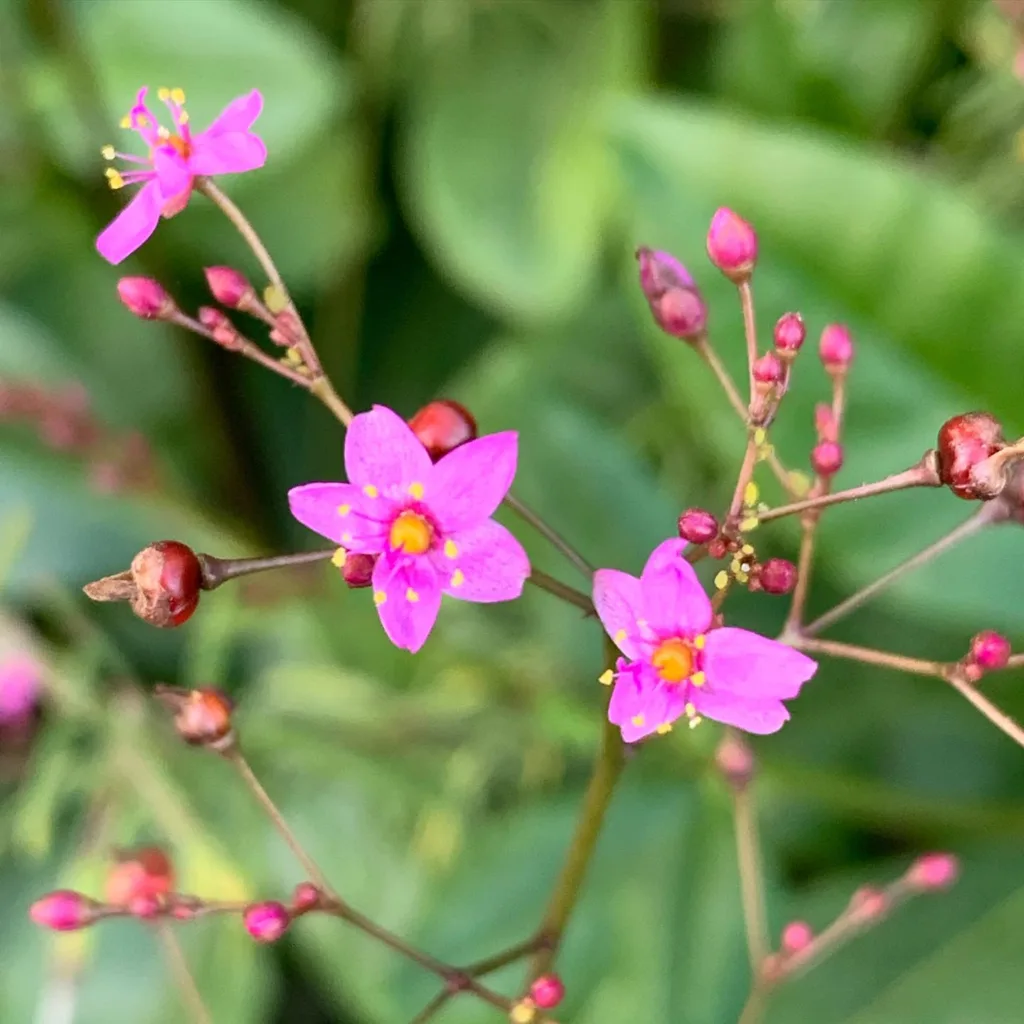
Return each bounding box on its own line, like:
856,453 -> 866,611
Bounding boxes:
847,884 -> 888,921
678,507 -> 719,546
106,846 -> 175,906
811,440 -> 844,478
706,208 -> 758,282
117,277 -> 177,320
818,324 -> 854,373
341,552 -> 376,589
243,901 -> 291,943
756,558 -> 797,595
0,654 -> 42,726
715,732 -> 755,791
780,920 -> 813,955
937,412 -> 1006,500
159,687 -> 235,750
408,401 -> 478,461
773,312 -> 805,354
968,630 -> 1011,674
198,306 -> 245,352
753,351 -> 783,386
132,541 -> 203,627
128,893 -> 162,919
529,974 -> 565,1010
635,247 -> 708,341
30,890 -> 98,931
291,882 -> 322,914
204,266 -> 256,309
905,852 -> 959,892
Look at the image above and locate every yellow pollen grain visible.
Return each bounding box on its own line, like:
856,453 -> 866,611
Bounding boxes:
744,482 -> 759,506
509,1001 -> 536,1024
689,716 -> 703,729
694,634 -> 706,649
756,442 -> 775,463
753,428 -> 767,446
331,548 -> 347,568
157,87 -> 171,101
739,516 -> 759,533
157,126 -> 170,139
178,111 -> 190,125
684,702 -> 696,717
119,115 -> 131,129
631,714 -> 645,728
408,481 -> 424,499
656,723 -> 673,735
691,671 -> 706,687
101,144 -> 115,160
598,669 -> 614,686
444,539 -> 458,558
363,484 -> 379,498
614,629 -> 627,643
170,87 -> 186,105
406,588 -> 420,603
450,569 -> 465,588
741,543 -> 754,556
337,504 -> 351,517
714,570 -> 729,590
373,590 -> 387,605
341,532 -> 353,544
105,170 -> 125,190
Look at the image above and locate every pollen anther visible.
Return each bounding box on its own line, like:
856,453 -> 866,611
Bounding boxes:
408,482 -> 424,499
406,588 -> 420,603
631,714 -> 645,728
331,548 -> 347,568
363,484 -> 379,498
338,504 -> 351,517
444,539 -> 458,558
373,591 -> 387,605
450,569 -> 465,588
598,669 -> 614,686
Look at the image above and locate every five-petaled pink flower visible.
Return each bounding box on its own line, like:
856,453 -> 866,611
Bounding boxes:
288,405 -> 530,652
594,539 -> 816,741
0,654 -> 42,726
97,87 -> 267,265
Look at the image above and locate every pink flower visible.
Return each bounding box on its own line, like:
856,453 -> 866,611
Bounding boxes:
593,539 -> 817,741
97,87 -> 267,265
288,405 -> 530,652
0,654 -> 41,724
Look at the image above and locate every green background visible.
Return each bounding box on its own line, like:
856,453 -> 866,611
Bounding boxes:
2,0 -> 1024,1021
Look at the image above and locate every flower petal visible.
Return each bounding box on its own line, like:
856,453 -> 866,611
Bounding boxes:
152,148 -> 193,208
692,691 -> 791,735
188,131 -> 267,176
371,552 -> 443,653
439,520 -> 529,602
640,537 -> 712,638
288,482 -> 394,550
608,663 -> 686,743
702,628 -> 817,700
428,432 -> 518,532
96,180 -> 164,264
201,90 -> 264,136
344,405 -> 434,493
592,569 -> 645,659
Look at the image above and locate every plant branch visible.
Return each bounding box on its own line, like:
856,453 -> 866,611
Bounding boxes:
946,670 -> 1024,750
733,785 -> 769,971
504,492 -> 594,577
198,548 -> 336,591
738,281 -> 758,402
407,990 -> 451,1024
785,637 -> 945,678
158,923 -> 211,1024
527,569 -> 595,614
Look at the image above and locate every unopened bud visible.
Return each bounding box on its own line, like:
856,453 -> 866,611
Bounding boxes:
937,412 -> 1007,501
30,890 -> 98,931
408,400 -> 478,461
968,630 -> 1011,674
636,247 -> 708,341
340,551 -> 375,589
780,920 -> 813,954
529,973 -> 565,1010
756,558 -> 797,595
106,846 -> 175,906
291,882 -> 322,914
847,884 -> 888,921
156,686 -> 235,750
244,901 -> 291,943
128,893 -> 162,919
678,507 -> 719,545
117,277 -> 177,320
706,208 -> 758,282
715,732 -> 755,790
204,266 -> 256,309
773,312 -> 805,354
753,351 -> 783,386
198,306 -> 245,352
814,403 -> 838,443
811,440 -> 844,478
905,852 -> 959,892
818,324 -> 854,373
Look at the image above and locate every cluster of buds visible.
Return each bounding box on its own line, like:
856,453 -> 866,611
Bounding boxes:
959,629 -> 1012,682
811,402 -> 844,479
636,247 -> 708,342
0,379 -> 157,493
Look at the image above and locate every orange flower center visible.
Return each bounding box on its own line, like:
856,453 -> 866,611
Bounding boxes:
167,134 -> 191,159
651,638 -> 694,683
389,511 -> 433,555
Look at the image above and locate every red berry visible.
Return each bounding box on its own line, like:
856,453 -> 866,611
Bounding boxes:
773,312 -> 805,353
244,901 -> 291,943
130,541 -> 202,627
757,558 -> 798,595
409,401 -> 478,461
780,920 -> 813,954
811,440 -> 844,477
937,412 -> 1006,500
678,508 -> 719,545
530,973 -> 565,1010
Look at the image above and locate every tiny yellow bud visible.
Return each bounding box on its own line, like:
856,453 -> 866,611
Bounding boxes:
739,516 -> 760,533
690,671 -> 706,687
509,1001 -> 537,1024
740,543 -> 755,555
331,548 -> 347,568
714,570 -> 729,590
656,723 -> 673,735
743,482 -> 759,507
264,283 -> 288,313
598,669 -> 614,686
753,428 -> 767,445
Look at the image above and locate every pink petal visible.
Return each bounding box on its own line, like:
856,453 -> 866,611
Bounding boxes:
640,537 -> 712,638
428,432 -> 519,532
129,87 -> 160,146
702,628 -> 817,700
152,148 -> 193,208
288,482 -> 394,550
96,180 -> 164,265
188,132 -> 267,176
692,691 -> 791,735
439,520 -> 529,602
201,90 -> 264,136
609,664 -> 686,743
592,569 -> 644,659
371,552 -> 443,653
345,405 -> 434,493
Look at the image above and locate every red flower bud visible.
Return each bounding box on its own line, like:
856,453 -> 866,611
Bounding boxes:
757,558 -> 797,595
198,306 -> 245,352
636,247 -> 708,340
818,324 -> 854,373
773,312 -> 805,354
530,973 -> 565,1010
706,208 -> 758,282
905,852 -> 959,892
106,846 -> 175,906
753,351 -> 783,385
811,440 -> 844,477
30,890 -> 98,931
937,412 -> 1006,500
678,508 -> 719,546
968,630 -> 1011,673
117,277 -> 177,320
204,266 -> 255,309
130,541 -> 203,627
243,901 -> 291,943
341,552 -> 376,589
780,920 -> 813,954
291,882 -> 322,914
408,400 -> 478,461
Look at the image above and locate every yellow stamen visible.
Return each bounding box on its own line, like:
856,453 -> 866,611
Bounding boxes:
689,716 -> 703,729
690,671 -> 706,687
389,510 -> 433,555
656,723 -> 673,735
406,588 -> 420,603
651,637 -> 693,683
741,543 -> 755,556
753,428 -> 767,446
331,548 -> 346,568
105,169 -> 125,190
337,504 -> 351,517
450,569 -> 465,588
373,590 -> 387,605
157,125 -> 170,140
598,669 -> 614,686
101,144 -> 115,160
444,539 -> 458,558
170,87 -> 186,105
157,87 -> 171,101
614,629 -> 627,644
509,1001 -> 536,1024
178,111 -> 190,125
714,570 -> 729,591
694,634 -> 706,649
684,702 -> 696,717
739,516 -> 760,532
408,482 -> 424,499
119,115 -> 131,129
631,714 -> 645,728
744,482 -> 759,506
363,484 -> 379,498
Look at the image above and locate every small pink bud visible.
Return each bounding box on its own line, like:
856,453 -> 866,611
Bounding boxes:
848,884 -> 888,921
714,732 -> 755,790
906,852 -> 959,892
819,324 -> 854,373
969,630 -> 1011,672
30,890 -> 97,931
678,507 -> 719,546
243,901 -> 291,943
814,403 -> 838,443
636,247 -> 708,341
773,312 -> 806,354
753,351 -> 783,386
812,440 -> 844,477
757,558 -> 798,596
204,266 -> 255,309
128,893 -> 162,919
706,208 -> 758,282
340,552 -> 376,589
780,920 -> 813,954
198,306 -> 244,352
529,973 -> 565,1010
291,882 -> 322,914
117,277 -> 176,320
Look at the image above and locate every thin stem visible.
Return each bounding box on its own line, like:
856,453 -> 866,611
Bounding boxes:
526,569 -> 595,614
158,923 -> 212,1024
737,986 -> 768,1024
733,786 -> 769,971
804,503 -> 1003,637
787,637 -> 945,678
407,990 -> 451,1024
737,281 -> 758,401
198,548 -> 336,590
528,682 -> 626,981
946,671 -> 1024,750
466,934 -> 547,977
504,492 -> 594,577
310,376 -> 355,427
728,436 -> 760,524
784,525 -> 817,632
